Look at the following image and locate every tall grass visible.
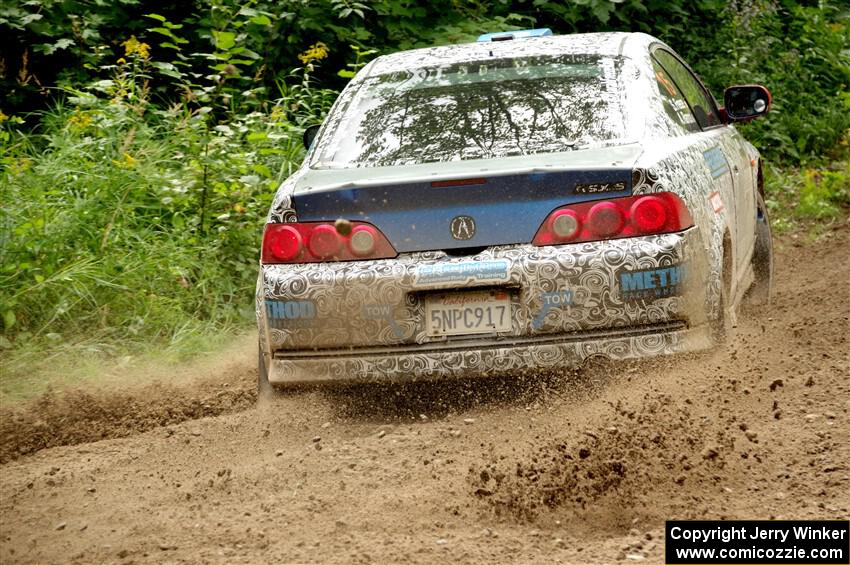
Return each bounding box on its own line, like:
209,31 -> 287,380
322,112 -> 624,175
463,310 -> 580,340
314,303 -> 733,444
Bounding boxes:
0,57 -> 337,357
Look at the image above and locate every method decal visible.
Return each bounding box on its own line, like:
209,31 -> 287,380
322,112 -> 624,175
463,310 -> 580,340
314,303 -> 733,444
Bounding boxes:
414,259 -> 510,287
265,300 -> 317,329
532,290 -> 575,330
618,265 -> 686,302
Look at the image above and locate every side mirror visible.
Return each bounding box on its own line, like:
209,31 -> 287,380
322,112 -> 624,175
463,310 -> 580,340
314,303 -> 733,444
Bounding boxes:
303,124 -> 321,150
723,85 -> 771,122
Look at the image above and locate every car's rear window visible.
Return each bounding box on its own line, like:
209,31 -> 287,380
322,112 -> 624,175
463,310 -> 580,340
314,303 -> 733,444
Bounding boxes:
313,54 -> 625,168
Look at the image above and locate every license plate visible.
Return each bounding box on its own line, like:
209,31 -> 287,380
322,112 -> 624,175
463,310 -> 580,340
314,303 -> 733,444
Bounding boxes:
425,290 -> 511,337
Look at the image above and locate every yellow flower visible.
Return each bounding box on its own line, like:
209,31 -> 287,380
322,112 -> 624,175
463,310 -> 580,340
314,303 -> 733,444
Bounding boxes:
270,106 -> 285,121
7,157 -> 33,175
122,36 -> 151,59
117,57 -> 127,65
0,110 -> 8,123
112,152 -> 137,169
298,42 -> 329,64
68,111 -> 93,130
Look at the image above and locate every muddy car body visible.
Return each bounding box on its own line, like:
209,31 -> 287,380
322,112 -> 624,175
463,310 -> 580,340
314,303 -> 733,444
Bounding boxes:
257,31 -> 773,387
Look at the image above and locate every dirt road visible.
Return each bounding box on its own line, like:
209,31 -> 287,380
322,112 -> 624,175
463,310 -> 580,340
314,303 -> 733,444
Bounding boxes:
1,223 -> 848,564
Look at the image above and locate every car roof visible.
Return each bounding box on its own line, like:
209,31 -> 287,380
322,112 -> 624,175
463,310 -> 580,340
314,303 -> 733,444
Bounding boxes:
364,32 -> 661,77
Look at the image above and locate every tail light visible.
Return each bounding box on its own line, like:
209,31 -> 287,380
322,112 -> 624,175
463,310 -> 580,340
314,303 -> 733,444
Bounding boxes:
533,192 -> 693,247
262,221 -> 397,264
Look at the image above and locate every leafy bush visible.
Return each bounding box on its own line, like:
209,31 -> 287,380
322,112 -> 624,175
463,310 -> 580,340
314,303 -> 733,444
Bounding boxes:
0,47 -> 337,347
795,161 -> 850,218
695,0 -> 850,164
763,150 -> 849,230
4,0 -> 847,166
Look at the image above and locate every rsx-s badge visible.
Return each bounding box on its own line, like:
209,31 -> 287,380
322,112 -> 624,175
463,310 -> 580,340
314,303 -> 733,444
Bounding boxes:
450,215 -> 476,240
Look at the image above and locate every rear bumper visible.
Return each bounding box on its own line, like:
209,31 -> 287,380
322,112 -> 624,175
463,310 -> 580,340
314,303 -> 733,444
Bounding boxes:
258,226 -> 715,383
267,321 -> 712,385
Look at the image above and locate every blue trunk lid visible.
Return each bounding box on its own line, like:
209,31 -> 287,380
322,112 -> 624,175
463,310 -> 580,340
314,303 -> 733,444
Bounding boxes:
290,145 -> 640,253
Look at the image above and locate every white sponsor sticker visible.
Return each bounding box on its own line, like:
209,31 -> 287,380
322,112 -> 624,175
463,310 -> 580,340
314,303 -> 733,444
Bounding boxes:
414,259 -> 510,287
708,191 -> 724,213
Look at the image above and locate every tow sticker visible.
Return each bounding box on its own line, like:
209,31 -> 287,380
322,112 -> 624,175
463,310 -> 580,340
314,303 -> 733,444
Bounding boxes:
362,304 -> 405,339
532,290 -> 575,330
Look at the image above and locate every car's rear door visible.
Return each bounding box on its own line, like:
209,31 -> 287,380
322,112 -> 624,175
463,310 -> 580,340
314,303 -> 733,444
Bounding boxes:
652,47 -> 754,277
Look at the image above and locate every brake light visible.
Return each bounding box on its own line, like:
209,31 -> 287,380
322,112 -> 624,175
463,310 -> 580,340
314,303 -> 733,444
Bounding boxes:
533,192 -> 693,246
262,221 -> 397,264
630,196 -> 669,233
307,224 -> 342,259
430,177 -> 487,188
266,225 -> 303,262
587,202 -> 624,238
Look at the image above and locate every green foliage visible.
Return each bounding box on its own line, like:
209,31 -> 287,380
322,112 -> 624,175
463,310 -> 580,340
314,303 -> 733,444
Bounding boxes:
695,0 -> 850,164
796,161 -> 850,219
5,0 -> 847,165
1,0 -> 148,110
337,45 -> 378,79
0,54 -> 337,347
763,149 -> 850,230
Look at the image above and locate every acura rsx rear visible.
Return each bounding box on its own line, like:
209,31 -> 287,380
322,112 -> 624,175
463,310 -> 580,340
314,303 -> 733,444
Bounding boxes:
256,31 -> 774,388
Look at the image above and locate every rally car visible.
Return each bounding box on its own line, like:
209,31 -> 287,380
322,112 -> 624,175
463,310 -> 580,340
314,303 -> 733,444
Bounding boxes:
256,30 -> 774,389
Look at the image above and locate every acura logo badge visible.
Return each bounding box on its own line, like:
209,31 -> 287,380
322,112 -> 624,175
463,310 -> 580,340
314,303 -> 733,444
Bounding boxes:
450,215 -> 475,240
